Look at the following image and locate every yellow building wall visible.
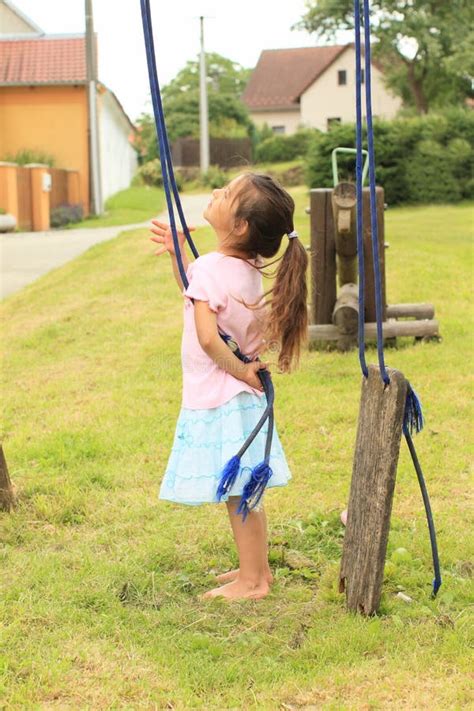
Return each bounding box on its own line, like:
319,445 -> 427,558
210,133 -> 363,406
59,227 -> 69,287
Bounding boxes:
0,85 -> 90,214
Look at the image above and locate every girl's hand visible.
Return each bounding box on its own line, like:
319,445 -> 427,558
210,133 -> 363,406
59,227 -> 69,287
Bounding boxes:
241,361 -> 270,391
149,220 -> 195,256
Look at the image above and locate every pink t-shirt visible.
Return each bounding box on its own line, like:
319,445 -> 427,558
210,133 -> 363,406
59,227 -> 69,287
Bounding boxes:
181,251 -> 267,409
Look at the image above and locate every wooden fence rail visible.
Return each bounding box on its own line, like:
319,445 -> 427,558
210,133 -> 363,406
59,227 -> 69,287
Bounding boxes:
171,137 -> 252,168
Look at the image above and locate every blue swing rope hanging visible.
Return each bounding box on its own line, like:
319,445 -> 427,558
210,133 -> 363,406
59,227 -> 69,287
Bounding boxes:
140,0 -> 275,521
354,0 -> 441,596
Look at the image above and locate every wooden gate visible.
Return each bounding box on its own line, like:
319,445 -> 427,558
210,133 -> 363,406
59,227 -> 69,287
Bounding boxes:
49,168 -> 68,210
16,167 -> 32,231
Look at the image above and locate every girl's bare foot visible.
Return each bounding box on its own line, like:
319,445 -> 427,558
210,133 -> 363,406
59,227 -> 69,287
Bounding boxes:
200,577 -> 270,601
340,509 -> 348,526
215,567 -> 274,585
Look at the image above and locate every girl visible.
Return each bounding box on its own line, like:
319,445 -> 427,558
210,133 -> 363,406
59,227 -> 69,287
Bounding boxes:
150,172 -> 308,601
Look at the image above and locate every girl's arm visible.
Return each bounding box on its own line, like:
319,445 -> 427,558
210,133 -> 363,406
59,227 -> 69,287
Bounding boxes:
193,300 -> 268,390
169,247 -> 189,291
149,220 -> 194,291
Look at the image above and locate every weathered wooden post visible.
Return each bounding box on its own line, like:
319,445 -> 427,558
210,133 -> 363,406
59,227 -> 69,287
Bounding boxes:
339,365 -> 408,615
310,185 -> 386,350
0,445 -> 15,512
308,146 -> 439,347
331,181 -> 357,286
310,188 -> 337,327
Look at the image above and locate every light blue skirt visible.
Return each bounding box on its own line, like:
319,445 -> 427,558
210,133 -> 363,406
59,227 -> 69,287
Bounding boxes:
159,390 -> 292,506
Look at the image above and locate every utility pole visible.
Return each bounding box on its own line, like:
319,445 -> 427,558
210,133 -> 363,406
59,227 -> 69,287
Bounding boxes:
85,0 -> 102,215
199,16 -> 210,174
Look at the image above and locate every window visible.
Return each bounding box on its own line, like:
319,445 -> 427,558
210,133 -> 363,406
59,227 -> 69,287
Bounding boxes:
355,68 -> 365,84
271,125 -> 286,134
338,70 -> 347,86
327,117 -> 342,130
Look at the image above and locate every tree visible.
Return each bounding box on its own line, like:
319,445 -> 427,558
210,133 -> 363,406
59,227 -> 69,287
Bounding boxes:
134,112 -> 159,164
162,53 -> 251,102
296,1 -> 474,114
135,52 -> 253,160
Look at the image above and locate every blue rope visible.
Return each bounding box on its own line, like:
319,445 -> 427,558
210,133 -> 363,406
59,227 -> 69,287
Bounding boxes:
404,427 -> 442,596
354,0 -> 441,596
361,0 -> 389,385
141,0 -> 199,261
140,0 -> 197,291
140,0 -> 275,521
354,0 -> 368,378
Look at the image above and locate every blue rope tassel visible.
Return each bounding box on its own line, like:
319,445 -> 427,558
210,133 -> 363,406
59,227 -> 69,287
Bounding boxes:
215,456 -> 241,500
237,402 -> 275,522
216,365 -> 275,521
237,461 -> 274,522
403,383 -> 425,436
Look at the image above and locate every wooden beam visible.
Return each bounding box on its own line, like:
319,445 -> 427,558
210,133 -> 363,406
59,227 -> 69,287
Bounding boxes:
331,182 -> 357,286
310,189 -> 336,325
339,365 -> 408,615
362,187 -> 386,324
386,303 -> 435,320
309,319 -> 439,342
332,283 -> 359,336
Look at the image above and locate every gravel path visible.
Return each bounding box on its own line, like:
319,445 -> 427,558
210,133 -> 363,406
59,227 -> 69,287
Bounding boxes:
0,193 -> 210,299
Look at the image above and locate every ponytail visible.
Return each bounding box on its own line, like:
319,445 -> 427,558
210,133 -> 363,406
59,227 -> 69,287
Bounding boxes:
263,234 -> 308,372
231,172 -> 309,372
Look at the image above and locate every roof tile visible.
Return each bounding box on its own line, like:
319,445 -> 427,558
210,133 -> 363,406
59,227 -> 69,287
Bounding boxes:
242,45 -> 350,110
0,36 -> 89,84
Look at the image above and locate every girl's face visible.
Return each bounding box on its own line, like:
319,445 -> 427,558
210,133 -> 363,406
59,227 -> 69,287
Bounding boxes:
203,175 -> 247,241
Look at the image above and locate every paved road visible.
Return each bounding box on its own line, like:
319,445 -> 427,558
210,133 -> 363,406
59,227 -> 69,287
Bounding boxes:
0,193 -> 209,299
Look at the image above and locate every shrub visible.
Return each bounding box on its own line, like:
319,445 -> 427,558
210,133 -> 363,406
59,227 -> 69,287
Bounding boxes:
174,167 -> 201,184
134,159 -> 163,188
133,159 -> 188,191
405,140 -> 461,203
446,138 -> 474,199
2,148 -> 55,166
305,110 -> 474,205
256,162 -> 305,188
50,203 -> 83,228
255,129 -> 316,163
201,166 -> 228,189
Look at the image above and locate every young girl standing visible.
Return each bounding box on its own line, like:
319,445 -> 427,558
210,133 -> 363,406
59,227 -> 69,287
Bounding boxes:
150,173 -> 308,601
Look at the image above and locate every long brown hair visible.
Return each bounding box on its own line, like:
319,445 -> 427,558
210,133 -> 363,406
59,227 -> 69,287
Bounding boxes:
230,172 -> 308,373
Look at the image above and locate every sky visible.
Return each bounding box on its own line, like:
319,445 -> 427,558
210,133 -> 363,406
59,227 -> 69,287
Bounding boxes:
14,0 -> 344,123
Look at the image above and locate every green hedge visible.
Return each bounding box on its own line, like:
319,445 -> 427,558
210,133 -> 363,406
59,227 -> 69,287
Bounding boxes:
305,109 -> 474,204
255,129 -> 316,163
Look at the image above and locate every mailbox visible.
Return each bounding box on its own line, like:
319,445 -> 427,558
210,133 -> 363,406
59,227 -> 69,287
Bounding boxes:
42,172 -> 52,192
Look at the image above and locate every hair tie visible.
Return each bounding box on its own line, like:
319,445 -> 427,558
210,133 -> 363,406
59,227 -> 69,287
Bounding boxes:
287,230 -> 299,239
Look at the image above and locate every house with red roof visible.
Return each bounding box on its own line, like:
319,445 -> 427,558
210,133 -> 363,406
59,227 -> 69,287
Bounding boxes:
242,45 -> 402,134
0,0 -> 137,217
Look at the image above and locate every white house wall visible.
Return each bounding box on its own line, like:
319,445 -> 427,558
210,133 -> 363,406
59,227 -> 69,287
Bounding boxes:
249,109 -> 302,135
300,46 -> 402,131
98,89 -> 137,203
0,3 -> 41,35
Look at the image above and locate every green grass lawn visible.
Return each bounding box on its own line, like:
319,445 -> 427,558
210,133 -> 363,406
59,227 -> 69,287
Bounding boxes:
68,185 -> 165,229
1,189 -> 473,708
